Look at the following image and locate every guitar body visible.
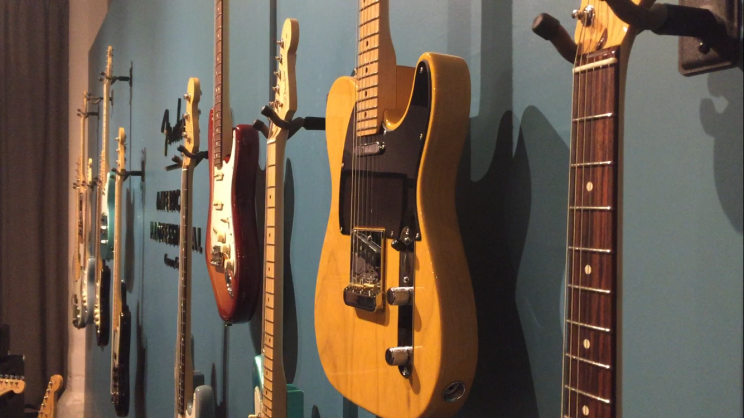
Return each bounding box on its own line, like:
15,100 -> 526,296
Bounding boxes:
100,173 -> 116,261
251,355 -> 303,418
181,386 -> 215,418
315,53 -> 477,418
96,262 -> 111,347
112,282 -> 131,416
72,256 -> 95,328
206,113 -> 261,323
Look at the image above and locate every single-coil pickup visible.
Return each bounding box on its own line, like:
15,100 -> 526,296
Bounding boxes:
354,141 -> 385,157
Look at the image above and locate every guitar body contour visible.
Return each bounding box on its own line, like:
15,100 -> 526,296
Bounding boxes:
315,53 -> 477,418
206,113 -> 261,323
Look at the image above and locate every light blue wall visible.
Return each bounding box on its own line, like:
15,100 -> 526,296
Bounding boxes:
84,1 -> 743,417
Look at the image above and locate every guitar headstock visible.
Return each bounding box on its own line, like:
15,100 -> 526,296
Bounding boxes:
116,128 -> 127,172
105,46 -> 114,80
0,375 -> 25,396
37,375 -> 63,417
182,77 -> 202,168
572,0 -> 655,55
272,18 -> 300,123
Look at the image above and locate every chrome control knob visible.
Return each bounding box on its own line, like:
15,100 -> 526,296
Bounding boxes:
386,287 -> 413,306
385,346 -> 413,366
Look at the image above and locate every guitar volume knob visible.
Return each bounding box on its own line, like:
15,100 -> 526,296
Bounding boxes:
385,346 -> 413,366
386,287 -> 413,306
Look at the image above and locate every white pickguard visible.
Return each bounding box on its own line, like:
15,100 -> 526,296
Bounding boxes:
209,130 -> 238,296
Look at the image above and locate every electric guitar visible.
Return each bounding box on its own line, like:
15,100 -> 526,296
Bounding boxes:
93,46 -> 116,347
72,92 -> 94,329
37,375 -> 63,418
315,1 -> 477,416
174,78 -> 215,418
110,127 -> 132,416
532,1 -> 652,417
206,0 -> 261,324
0,375 -> 25,397
249,18 -> 304,418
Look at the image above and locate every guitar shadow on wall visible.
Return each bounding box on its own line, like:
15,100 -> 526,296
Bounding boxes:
701,70 -> 743,234
248,158 -> 301,381
134,301 -> 146,418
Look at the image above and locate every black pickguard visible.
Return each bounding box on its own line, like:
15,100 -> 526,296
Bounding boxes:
339,62 -> 432,239
96,263 -> 111,347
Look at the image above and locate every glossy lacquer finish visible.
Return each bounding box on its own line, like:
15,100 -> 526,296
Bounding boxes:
205,113 -> 261,323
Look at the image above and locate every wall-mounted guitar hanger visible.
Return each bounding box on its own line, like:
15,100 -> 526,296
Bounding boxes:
533,0 -> 741,75
252,105 -> 326,140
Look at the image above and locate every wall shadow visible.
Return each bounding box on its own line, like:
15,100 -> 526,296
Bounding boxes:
249,164 -> 266,354
513,106 -> 570,418
284,160 -> 300,383
133,302 -> 146,418
456,112 -> 538,418
700,70 -> 743,233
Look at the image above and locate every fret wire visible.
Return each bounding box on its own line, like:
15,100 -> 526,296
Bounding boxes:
566,319 -> 611,333
564,385 -> 612,404
567,284 -> 611,294
565,353 -> 611,369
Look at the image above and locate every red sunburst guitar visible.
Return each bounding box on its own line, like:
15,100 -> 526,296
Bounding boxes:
205,0 -> 262,324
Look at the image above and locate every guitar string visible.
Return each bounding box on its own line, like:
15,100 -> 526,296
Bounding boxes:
352,0 -> 359,288
574,0 -> 599,411
566,15 -> 588,418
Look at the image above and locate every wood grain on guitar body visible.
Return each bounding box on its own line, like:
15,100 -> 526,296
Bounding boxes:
315,1 -> 477,417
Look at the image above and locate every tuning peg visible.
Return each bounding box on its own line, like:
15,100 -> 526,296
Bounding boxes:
275,55 -> 283,64
183,93 -> 191,101
272,86 -> 280,93
276,39 -> 284,48
532,13 -> 578,64
274,70 -> 281,79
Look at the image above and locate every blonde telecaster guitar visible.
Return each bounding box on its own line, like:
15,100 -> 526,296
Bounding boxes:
315,0 -> 477,416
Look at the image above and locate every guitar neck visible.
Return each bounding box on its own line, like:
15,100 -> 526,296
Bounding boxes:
112,163 -> 124,320
176,165 -> 195,416
563,46 -> 623,418
261,130 -> 289,418
213,0 -> 232,167
95,54 -> 112,263
356,0 -> 396,137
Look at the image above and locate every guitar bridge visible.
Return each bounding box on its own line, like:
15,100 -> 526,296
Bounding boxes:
210,245 -> 224,266
344,228 -> 385,312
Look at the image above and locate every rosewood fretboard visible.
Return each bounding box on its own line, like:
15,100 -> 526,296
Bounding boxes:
563,46 -> 621,418
213,0 -> 230,168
